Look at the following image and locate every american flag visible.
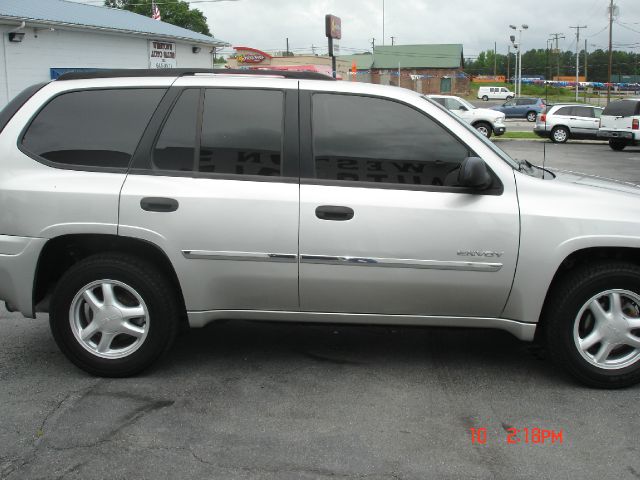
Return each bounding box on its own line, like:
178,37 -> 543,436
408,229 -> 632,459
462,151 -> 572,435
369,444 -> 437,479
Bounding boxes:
151,1 -> 161,21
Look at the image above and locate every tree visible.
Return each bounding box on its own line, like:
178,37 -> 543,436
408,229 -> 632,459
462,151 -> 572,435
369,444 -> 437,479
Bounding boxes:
105,0 -> 211,36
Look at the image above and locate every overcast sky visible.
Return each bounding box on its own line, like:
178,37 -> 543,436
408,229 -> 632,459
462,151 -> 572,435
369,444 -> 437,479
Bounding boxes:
74,0 -> 640,57
192,0 -> 639,58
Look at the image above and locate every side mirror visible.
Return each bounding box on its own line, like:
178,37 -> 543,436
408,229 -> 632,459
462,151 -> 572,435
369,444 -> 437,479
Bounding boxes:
458,157 -> 491,190
458,105 -> 468,111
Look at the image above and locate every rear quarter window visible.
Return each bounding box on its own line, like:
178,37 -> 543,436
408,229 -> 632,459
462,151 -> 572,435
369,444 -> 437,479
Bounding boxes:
21,88 -> 165,170
602,100 -> 640,117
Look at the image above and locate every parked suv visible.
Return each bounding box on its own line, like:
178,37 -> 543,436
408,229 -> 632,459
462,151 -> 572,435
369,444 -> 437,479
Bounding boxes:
427,94 -> 506,138
598,98 -> 640,151
2,69 -> 640,388
491,97 -> 546,122
534,104 -> 604,143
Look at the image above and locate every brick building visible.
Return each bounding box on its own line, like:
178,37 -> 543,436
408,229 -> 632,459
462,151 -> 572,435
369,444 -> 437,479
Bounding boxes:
340,44 -> 469,95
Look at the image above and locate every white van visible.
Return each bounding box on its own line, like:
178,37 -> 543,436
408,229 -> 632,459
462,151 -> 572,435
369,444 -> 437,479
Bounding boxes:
477,86 -> 514,101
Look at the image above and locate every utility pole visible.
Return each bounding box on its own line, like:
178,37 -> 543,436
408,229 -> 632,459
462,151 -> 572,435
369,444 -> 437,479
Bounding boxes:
382,0 -> 385,45
371,38 -> 376,52
311,44 -> 316,56
607,0 -> 614,104
494,41 -> 497,76
286,37 -> 289,56
569,25 -> 587,101
584,39 -> 588,81
549,32 -> 565,78
507,46 -> 510,83
391,36 -> 395,46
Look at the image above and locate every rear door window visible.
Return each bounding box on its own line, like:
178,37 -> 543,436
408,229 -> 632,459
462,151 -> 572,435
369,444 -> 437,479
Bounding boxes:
22,88 -> 164,169
571,106 -> 594,118
555,106 -> 573,116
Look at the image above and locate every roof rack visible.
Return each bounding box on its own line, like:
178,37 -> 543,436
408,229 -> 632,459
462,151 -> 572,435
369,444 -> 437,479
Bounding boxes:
56,68 -> 335,82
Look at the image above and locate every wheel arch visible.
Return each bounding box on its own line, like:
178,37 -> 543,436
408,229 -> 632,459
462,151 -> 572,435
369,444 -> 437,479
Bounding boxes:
33,234 -> 187,324
535,246 -> 640,340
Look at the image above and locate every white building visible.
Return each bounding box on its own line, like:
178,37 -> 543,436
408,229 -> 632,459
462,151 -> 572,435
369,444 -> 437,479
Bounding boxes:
0,0 -> 228,106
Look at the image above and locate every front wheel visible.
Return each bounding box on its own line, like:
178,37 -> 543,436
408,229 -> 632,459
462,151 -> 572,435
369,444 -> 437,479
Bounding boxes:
526,111 -> 537,122
474,121 -> 493,138
551,126 -> 569,143
609,139 -> 627,151
49,253 -> 180,377
544,261 -> 640,388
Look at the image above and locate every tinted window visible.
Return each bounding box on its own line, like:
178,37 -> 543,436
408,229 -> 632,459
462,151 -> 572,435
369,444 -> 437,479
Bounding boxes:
153,89 -> 199,171
22,89 -> 164,168
312,93 -> 470,186
199,89 -> 283,177
594,108 -> 603,118
602,100 -> 640,117
555,106 -> 572,116
431,97 -> 446,106
571,106 -> 594,118
516,99 -> 533,106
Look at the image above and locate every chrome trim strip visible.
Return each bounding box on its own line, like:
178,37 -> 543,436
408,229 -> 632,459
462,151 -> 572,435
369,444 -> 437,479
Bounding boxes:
187,310 -> 536,341
182,250 -> 297,263
300,255 -> 502,272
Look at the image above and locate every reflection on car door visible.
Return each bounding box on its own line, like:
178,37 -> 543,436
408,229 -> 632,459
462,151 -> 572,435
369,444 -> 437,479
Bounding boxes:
119,84 -> 300,314
297,90 -> 520,318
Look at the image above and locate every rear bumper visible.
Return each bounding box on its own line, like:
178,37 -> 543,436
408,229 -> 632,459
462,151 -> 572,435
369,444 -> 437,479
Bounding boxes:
0,235 -> 46,318
598,130 -> 636,140
533,127 -> 550,137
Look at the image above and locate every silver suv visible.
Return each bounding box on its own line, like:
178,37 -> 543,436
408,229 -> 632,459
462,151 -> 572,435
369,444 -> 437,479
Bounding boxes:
2,69 -> 640,388
534,104 -> 603,143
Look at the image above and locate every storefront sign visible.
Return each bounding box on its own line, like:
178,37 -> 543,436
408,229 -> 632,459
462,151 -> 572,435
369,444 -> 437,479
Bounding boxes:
325,14 -> 342,39
149,40 -> 176,69
233,47 -> 272,65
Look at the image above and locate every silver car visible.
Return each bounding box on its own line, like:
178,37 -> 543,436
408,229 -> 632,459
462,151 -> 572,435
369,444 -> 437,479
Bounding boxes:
1,69 -> 640,388
534,104 -> 604,143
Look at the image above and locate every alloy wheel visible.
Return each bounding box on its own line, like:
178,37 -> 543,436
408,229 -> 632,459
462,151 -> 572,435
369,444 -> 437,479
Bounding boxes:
69,279 -> 150,359
573,289 -> 640,370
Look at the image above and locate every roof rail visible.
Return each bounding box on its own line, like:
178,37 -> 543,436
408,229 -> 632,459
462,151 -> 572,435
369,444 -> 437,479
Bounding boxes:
56,68 -> 335,81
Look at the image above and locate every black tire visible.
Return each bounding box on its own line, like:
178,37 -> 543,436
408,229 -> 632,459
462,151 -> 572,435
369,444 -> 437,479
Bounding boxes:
609,139 -> 627,151
543,261 -> 640,388
526,111 -> 537,122
506,95 -> 514,100
481,95 -> 489,101
474,121 -> 493,138
550,126 -> 569,143
49,253 -> 180,377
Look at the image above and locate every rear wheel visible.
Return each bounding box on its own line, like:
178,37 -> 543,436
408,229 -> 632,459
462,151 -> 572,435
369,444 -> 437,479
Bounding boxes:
551,126 -> 569,143
481,95 -> 489,101
49,253 -> 180,377
474,121 -> 492,138
544,261 -> 640,388
526,111 -> 537,122
609,139 -> 627,151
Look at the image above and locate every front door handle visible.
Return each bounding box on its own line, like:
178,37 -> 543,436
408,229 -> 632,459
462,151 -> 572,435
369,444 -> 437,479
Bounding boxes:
315,205 -> 354,221
140,197 -> 179,212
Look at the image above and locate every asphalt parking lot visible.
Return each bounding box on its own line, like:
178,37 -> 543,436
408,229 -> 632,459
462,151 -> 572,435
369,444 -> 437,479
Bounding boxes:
2,141 -> 640,480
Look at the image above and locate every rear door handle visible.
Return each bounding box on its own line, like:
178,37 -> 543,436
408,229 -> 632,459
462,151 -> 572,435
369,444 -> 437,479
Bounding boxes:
315,205 -> 354,221
140,197 -> 179,212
